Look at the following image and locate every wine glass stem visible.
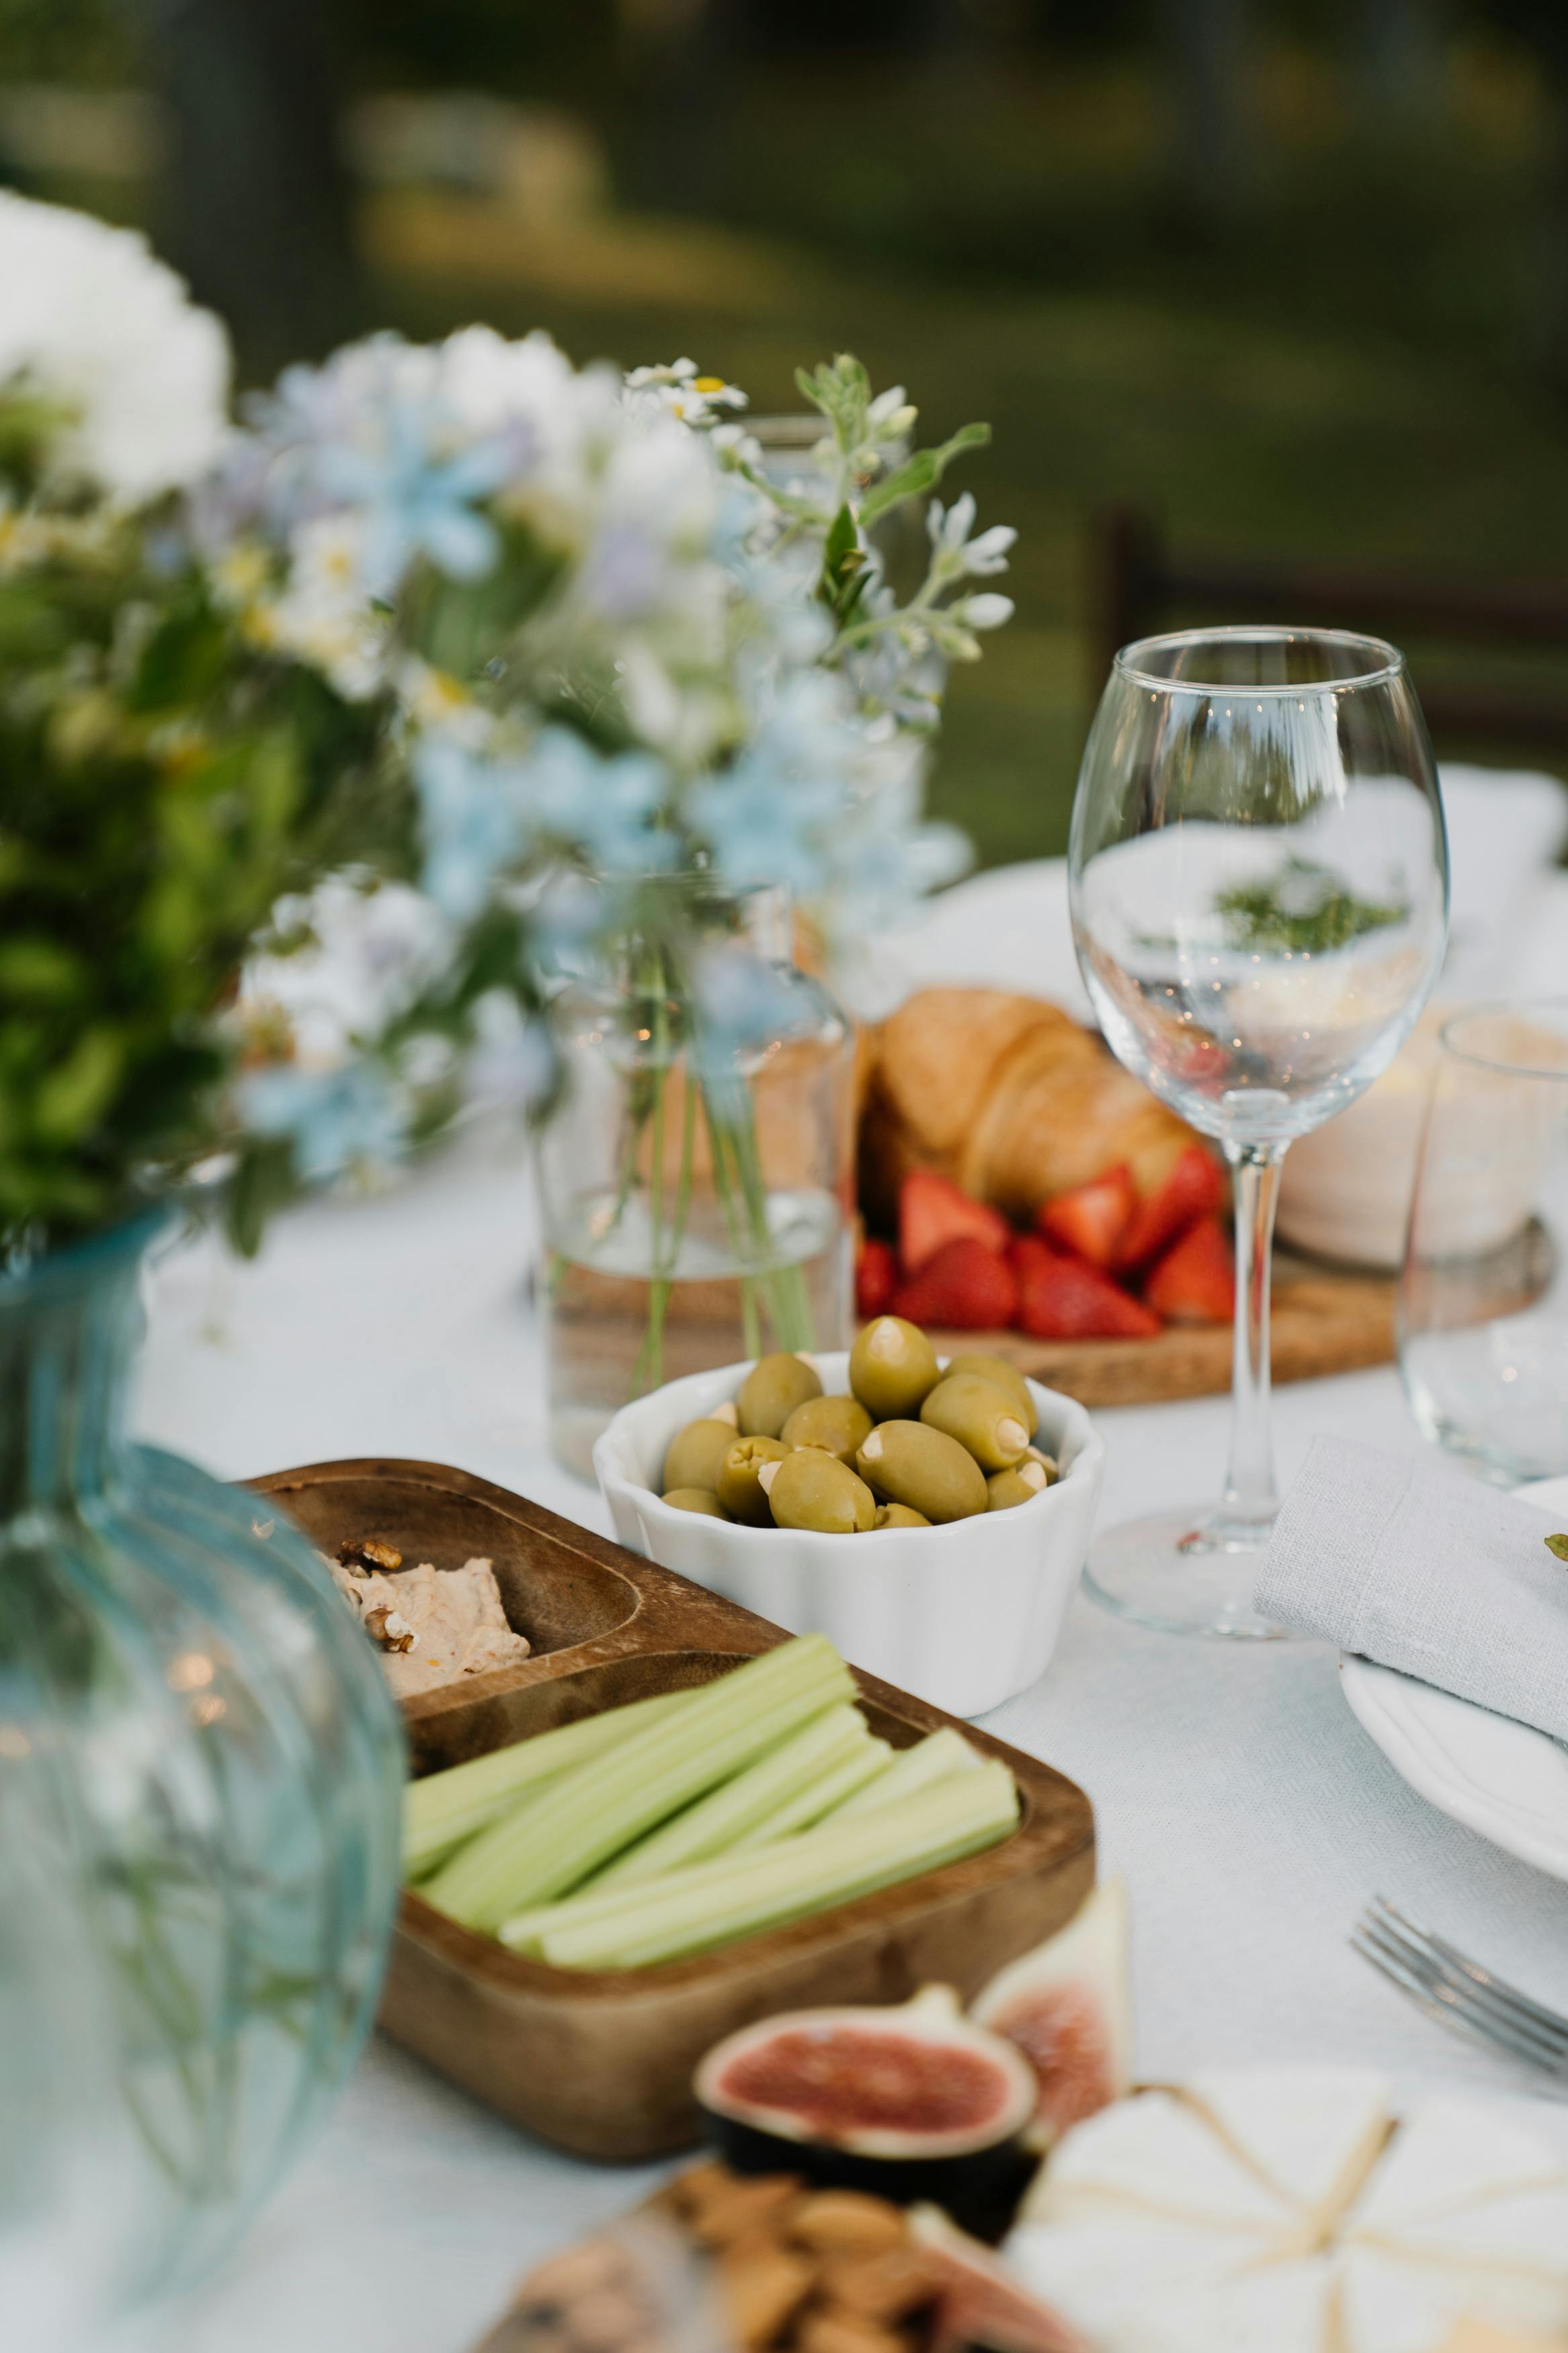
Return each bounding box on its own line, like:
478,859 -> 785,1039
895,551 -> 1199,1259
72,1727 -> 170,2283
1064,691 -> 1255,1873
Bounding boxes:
1208,1140 -> 1287,1549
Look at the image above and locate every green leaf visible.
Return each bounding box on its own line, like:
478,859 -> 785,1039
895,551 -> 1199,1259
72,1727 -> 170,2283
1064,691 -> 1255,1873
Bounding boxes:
32,1029 -> 125,1146
1546,1533 -> 1568,1562
225,1135 -> 299,1259
820,502 -> 870,622
0,936 -> 84,1004
860,422 -> 991,524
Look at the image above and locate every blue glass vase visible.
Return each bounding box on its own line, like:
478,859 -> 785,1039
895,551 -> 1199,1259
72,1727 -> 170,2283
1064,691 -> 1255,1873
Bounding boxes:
0,1214 -> 403,2345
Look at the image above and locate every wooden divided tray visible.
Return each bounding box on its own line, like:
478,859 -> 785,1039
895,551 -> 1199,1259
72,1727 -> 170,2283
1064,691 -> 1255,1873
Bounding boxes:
251,1458 -> 1097,2163
925,1249 -> 1396,1409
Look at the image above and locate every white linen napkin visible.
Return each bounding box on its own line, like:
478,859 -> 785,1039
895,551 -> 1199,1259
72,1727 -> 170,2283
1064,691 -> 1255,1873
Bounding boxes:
1255,1437 -> 1568,1741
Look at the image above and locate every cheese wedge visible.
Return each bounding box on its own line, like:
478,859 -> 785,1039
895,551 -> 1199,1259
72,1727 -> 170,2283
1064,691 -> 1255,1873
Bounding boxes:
1003,2069 -> 1568,2353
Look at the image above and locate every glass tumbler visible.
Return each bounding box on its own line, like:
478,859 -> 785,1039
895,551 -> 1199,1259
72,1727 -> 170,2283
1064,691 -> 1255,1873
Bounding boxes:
1400,998 -> 1568,1482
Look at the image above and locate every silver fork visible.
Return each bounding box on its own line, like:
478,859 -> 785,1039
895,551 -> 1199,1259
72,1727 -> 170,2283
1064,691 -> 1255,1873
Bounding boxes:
1351,1896 -> 1568,2086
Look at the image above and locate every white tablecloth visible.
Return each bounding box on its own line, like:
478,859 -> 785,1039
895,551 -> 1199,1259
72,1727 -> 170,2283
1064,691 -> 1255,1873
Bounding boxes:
114,1124 -> 1568,2353
101,822 -> 1568,2353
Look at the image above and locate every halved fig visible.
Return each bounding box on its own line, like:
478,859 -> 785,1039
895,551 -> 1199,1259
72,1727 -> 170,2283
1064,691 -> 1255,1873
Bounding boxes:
695,1987 -> 1036,2235
970,1880 -> 1132,2148
908,2205 -> 1087,2353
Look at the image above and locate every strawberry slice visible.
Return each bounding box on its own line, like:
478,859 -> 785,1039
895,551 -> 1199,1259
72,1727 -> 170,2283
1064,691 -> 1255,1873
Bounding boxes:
1144,1215 -> 1235,1324
891,1237 -> 1018,1331
899,1169 -> 1012,1275
855,1236 -> 897,1319
1016,1244 -> 1161,1341
1036,1164 -> 1135,1269
1115,1145 -> 1227,1272
1006,1230 -> 1054,1279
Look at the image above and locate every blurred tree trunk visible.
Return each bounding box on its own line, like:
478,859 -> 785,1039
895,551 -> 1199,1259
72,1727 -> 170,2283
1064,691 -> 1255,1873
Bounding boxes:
616,0 -> 749,215
140,0 -> 362,379
1476,2 -> 1568,398
1157,0 -> 1255,235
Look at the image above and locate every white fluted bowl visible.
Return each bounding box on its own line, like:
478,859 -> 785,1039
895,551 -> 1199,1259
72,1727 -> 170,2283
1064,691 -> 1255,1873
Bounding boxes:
593,1351 -> 1104,1718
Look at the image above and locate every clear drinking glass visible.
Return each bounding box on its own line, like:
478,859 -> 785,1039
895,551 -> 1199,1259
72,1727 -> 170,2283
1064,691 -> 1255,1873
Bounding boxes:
1399,998 -> 1568,1482
1069,628 -> 1448,1636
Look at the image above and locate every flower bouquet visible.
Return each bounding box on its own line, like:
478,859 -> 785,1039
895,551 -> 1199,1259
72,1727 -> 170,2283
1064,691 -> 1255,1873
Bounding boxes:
0,183 -> 1018,2336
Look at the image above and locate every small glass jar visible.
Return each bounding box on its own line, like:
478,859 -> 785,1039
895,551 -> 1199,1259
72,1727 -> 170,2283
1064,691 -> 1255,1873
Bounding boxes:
536,881 -> 855,1478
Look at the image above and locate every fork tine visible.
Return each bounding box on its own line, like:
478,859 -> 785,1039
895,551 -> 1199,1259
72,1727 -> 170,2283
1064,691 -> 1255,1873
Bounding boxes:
1367,1899 -> 1568,2057
1351,1927 -> 1510,2052
1350,1925 -> 1567,2077
1355,1917 -> 1568,2072
1379,1903 -> 1568,2047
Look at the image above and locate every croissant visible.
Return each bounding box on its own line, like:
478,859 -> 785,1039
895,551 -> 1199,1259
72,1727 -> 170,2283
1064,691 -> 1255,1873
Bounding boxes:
859,986 -> 1198,1228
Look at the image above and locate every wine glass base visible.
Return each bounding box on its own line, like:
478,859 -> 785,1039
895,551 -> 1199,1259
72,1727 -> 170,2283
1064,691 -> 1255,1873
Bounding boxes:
1082,1506 -> 1294,1640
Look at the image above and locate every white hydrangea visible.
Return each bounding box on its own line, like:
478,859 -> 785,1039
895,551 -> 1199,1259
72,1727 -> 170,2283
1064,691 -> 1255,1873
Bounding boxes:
0,193 -> 231,504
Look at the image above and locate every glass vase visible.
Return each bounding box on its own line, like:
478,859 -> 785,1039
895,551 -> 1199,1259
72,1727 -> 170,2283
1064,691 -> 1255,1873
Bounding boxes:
537,884 -> 856,1477
0,1213 -> 403,2348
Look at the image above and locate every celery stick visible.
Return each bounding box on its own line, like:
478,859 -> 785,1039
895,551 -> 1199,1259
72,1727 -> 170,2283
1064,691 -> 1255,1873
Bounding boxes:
731,1736 -> 893,1850
590,1704 -> 871,1890
522,1763 -> 1019,1970
497,1720 -> 876,1945
426,1635 -> 851,1930
403,1685 -> 700,1878
827,1728 -> 984,1823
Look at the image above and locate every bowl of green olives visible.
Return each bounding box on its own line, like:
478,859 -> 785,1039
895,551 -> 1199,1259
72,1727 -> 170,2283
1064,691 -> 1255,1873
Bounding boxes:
592,1322 -> 1105,1716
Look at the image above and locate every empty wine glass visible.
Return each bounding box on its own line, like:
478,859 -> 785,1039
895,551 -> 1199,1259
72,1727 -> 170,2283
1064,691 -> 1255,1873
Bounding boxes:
1069,627 -> 1448,1636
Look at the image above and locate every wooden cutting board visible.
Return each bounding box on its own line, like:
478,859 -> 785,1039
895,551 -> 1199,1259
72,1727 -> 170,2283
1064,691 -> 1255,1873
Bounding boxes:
921,1253 -> 1397,1410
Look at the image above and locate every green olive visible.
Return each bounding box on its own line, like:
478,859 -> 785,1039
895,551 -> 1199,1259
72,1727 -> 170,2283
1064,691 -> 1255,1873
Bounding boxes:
849,1316 -> 941,1423
874,1501 -> 931,1529
942,1352 -> 1038,1437
662,1417 -> 742,1494
737,1353 -> 823,1439
716,1435 -> 790,1525
987,1467 -> 1046,1512
780,1394 -> 874,1466
1025,1445 -> 1061,1488
762,1449 -> 876,1535
663,1486 -> 733,1518
854,1420 -> 987,1523
920,1374 -> 1032,1474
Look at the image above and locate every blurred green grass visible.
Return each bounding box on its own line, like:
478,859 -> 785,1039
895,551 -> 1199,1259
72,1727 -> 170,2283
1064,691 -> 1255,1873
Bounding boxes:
375,207 -> 1568,869
16,17 -> 1568,871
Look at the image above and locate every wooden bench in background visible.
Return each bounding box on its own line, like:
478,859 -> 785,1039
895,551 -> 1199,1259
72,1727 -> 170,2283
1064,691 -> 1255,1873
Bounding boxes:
1095,505 -> 1568,770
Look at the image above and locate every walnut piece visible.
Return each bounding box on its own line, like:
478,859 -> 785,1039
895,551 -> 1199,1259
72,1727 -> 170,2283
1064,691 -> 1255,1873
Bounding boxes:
337,1536 -> 403,1574
362,1603 -> 416,1653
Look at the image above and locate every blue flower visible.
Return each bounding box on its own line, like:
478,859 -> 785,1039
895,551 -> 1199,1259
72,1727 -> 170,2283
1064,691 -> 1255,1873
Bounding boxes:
688,674 -> 859,898
690,943 -> 803,1117
318,403 -> 510,597
241,1062 -> 407,1185
252,335 -> 524,597
524,729 -> 677,876
413,737 -> 532,925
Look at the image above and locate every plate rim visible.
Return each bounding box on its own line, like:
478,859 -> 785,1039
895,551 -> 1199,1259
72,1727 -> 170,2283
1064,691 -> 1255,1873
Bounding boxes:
1338,1473 -> 1568,1884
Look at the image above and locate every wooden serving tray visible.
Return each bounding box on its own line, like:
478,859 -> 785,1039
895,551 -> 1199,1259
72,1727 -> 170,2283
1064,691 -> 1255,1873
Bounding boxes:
250,1458 -> 1096,2163
919,1252 -> 1395,1409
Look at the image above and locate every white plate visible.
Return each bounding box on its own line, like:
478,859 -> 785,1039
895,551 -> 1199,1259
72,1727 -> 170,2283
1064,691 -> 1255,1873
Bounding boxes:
1340,1474 -> 1568,1883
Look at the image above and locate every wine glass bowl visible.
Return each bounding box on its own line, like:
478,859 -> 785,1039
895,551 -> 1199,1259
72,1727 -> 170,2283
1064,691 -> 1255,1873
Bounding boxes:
1069,627 -> 1448,1636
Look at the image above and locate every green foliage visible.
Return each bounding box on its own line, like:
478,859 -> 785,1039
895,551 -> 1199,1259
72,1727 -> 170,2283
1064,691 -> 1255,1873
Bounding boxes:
0,511 -> 382,1257
859,424 -> 989,526
1214,856 -> 1410,955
